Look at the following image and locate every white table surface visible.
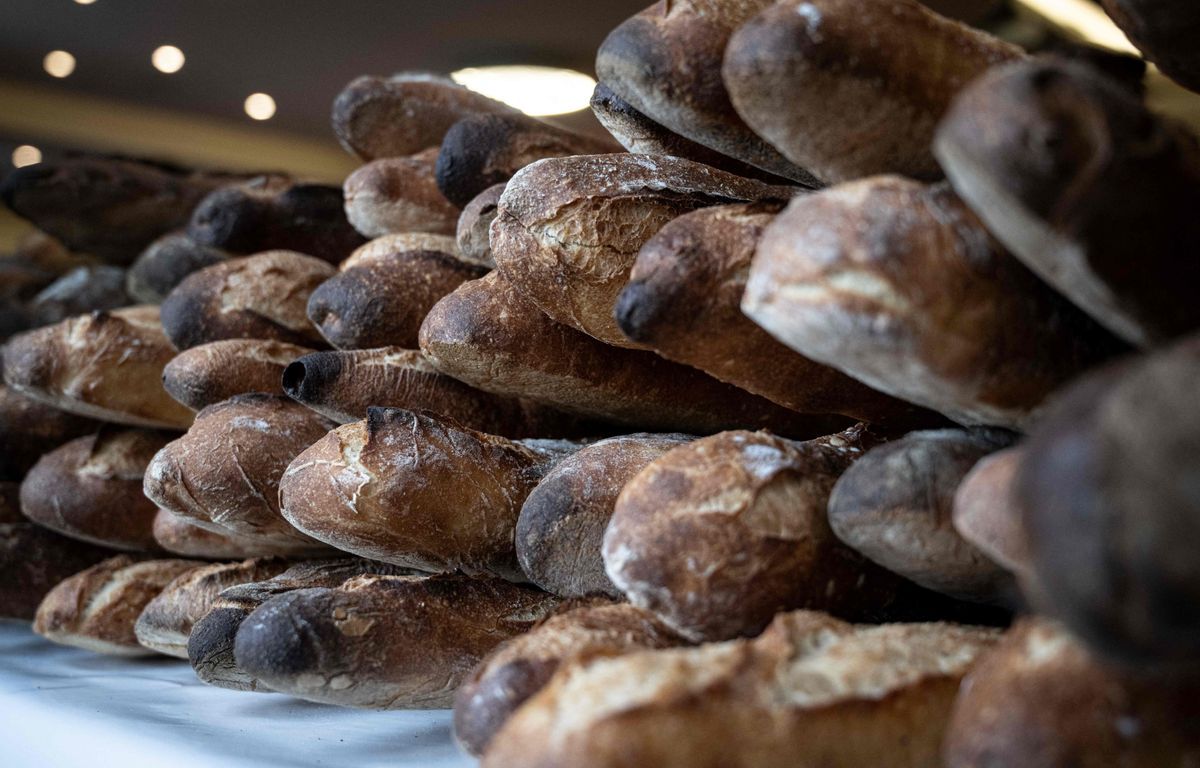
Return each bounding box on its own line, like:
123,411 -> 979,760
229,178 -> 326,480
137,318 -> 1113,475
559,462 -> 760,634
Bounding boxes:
0,619 -> 475,768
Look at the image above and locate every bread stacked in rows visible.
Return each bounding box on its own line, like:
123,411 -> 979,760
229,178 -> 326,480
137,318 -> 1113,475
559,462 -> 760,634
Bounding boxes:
2,0 -> 1199,765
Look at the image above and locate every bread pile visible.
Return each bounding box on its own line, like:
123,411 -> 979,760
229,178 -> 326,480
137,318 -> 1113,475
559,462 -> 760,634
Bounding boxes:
3,0 -> 1199,765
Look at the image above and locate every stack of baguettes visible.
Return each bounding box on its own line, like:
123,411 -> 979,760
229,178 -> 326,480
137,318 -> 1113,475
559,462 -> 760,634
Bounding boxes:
2,0 -> 1200,765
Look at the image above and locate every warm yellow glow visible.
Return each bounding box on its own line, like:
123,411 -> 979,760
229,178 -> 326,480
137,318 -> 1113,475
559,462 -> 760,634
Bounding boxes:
1013,0 -> 1139,55
151,45 -> 185,74
74,0 -> 97,4
451,66 -> 596,116
43,50 -> 76,78
12,145 -> 42,168
244,93 -> 276,121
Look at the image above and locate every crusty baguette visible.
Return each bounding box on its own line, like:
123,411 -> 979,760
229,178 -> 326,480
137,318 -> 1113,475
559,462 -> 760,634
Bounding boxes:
420,272 -> 848,437
944,618 -> 1200,767
604,427 -> 906,642
26,265 -> 130,328
133,557 -> 290,658
482,610 -> 999,768
435,114 -> 619,207
1,482 -> 115,620
163,339 -> 314,411
952,446 -> 1033,583
307,234 -> 485,350
125,232 -> 229,304
343,148 -> 461,238
187,176 -> 366,263
492,153 -> 797,348
160,250 -> 333,350
280,408 -> 580,580
456,183 -> 505,266
828,429 -> 1017,604
2,305 -> 196,429
454,600 -> 683,756
723,0 -> 1023,184
0,384 -> 100,481
595,0 -> 820,185
188,557 -> 420,691
617,203 -> 937,425
20,429 -> 172,552
935,57 -> 1200,347
152,509 -> 295,560
1101,0 -> 1200,92
233,572 -> 561,708
0,154 -> 244,264
517,433 -> 692,598
144,394 -> 337,555
332,72 -> 520,160
33,555 -> 202,656
742,177 -> 1125,429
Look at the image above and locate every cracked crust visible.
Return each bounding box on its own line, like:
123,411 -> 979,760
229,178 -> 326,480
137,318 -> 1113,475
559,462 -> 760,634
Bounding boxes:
344,148 -> 461,238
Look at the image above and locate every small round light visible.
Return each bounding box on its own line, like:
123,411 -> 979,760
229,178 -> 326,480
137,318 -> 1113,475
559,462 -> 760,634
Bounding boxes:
12,145 -> 43,168
450,65 -> 596,116
43,50 -> 76,78
244,93 -> 276,121
74,0 -> 98,5
151,45 -> 185,74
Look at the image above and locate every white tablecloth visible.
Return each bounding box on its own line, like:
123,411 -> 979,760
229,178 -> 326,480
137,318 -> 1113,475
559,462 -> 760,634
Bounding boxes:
0,619 -> 474,768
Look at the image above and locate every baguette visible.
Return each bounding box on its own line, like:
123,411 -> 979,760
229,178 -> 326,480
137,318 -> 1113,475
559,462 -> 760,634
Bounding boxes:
742,177 -> 1126,429
934,57 -> 1200,347
435,113 -> 618,207
33,555 -> 202,656
420,273 -> 850,437
517,433 -> 692,598
456,183 -> 505,265
0,384 -> 101,480
125,232 -> 229,304
454,601 -> 683,756
26,266 -> 130,327
20,429 -> 172,552
133,557 -> 291,658
144,394 -> 337,555
1101,0 -> 1200,92
595,0 -> 820,185
723,0 -> 1024,184
482,610 -> 999,768
280,407 -> 580,579
492,153 -> 797,348
163,339 -> 313,411
233,572 -> 561,708
152,509 -> 296,560
952,447 -> 1034,584
307,234 -> 485,350
332,72 -> 520,160
343,148 -> 460,237
2,306 -> 196,429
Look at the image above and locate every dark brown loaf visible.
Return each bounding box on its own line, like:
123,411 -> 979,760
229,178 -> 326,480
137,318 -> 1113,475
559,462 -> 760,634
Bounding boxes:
133,557 -> 291,658
1101,0 -> 1200,92
421,273 -> 848,437
125,232 -> 229,304
152,509 -> 291,560
742,177 -> 1125,429
723,0 -> 1024,184
233,573 -> 561,708
280,408 -> 580,580
454,600 -> 683,756
26,266 -> 131,327
343,148 -> 461,238
0,384 -> 100,481
516,434 -> 692,598
435,114 -> 619,207
482,610 -> 1000,768
456,183 -> 506,265
827,429 -> 1017,604
33,555 -> 202,656
144,394 -> 337,555
595,0 -> 820,185
616,203 -> 937,425
2,305 -> 196,429
492,153 -> 798,348
163,339 -> 314,411
188,557 -> 419,691
603,427 -> 906,642
306,234 -> 485,350
332,72 -> 520,161
187,176 -> 366,263
20,429 -> 172,552
934,57 -> 1200,347
160,250 -> 334,350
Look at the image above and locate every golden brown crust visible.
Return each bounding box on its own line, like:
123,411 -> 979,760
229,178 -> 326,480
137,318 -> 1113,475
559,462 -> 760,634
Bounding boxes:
163,339 -> 314,411
344,148 -> 461,238
151,509 -> 290,559
952,446 -> 1033,582
0,384 -> 101,481
2,305 -> 196,429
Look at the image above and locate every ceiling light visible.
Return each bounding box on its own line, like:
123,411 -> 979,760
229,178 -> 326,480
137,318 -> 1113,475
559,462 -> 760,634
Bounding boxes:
244,93 -> 276,121
12,145 -> 42,168
43,50 -> 76,78
451,65 -> 596,116
152,45 -> 185,74
1013,0 -> 1139,55
74,0 -> 98,4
